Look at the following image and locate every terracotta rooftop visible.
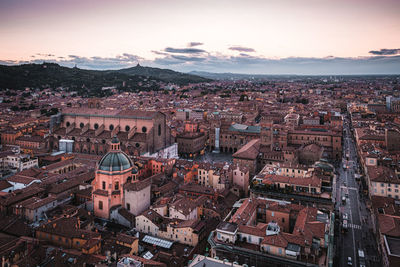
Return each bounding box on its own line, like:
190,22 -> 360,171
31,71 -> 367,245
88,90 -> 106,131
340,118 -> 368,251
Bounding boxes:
232,139 -> 260,160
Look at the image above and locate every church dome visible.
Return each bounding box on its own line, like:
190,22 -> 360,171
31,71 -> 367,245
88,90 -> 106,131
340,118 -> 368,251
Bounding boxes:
98,151 -> 133,172
98,136 -> 132,172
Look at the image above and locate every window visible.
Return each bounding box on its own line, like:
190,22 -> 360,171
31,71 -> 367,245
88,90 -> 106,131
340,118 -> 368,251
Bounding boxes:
125,125 -> 130,132
102,181 -> 106,190
115,181 -> 119,190
109,124 -> 114,131
282,218 -> 285,223
278,248 -> 282,255
158,124 -> 162,136
142,126 -> 147,133
94,123 -> 99,129
381,183 -> 385,187
66,121 -> 70,127
99,201 -> 103,210
80,122 -> 84,128
127,203 -> 130,210
388,188 -> 392,192
271,212 -> 274,217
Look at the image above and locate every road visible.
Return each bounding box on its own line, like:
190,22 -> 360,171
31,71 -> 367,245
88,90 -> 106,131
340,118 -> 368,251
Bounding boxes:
335,116 -> 381,267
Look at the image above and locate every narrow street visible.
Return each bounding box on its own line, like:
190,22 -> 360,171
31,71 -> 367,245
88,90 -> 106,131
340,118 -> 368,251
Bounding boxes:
335,117 -> 381,267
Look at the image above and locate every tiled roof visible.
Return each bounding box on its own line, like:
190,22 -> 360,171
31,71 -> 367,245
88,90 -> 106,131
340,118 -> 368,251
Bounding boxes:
232,139 -> 260,160
124,177 -> 152,192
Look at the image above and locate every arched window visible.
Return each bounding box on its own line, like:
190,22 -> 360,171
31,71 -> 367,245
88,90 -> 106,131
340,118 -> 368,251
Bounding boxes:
135,143 -> 140,148
94,123 -> 99,129
125,125 -> 130,132
109,124 -> 114,131
158,124 -> 161,136
115,181 -> 119,190
66,121 -> 70,127
80,122 -> 84,128
142,126 -> 147,133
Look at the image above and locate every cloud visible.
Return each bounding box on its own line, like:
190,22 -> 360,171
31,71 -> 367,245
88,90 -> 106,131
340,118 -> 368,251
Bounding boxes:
164,47 -> 206,54
229,46 -> 256,52
369,48 -> 400,55
2,50 -> 400,75
187,42 -> 203,47
0,59 -> 18,65
36,53 -> 54,57
171,55 -> 206,61
152,52 -> 400,75
151,50 -> 169,56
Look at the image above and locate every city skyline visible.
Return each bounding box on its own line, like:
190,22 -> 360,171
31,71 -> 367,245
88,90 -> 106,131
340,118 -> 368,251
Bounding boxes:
1,0 -> 400,74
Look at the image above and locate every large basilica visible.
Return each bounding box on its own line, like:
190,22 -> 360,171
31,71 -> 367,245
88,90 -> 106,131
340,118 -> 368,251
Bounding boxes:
50,99 -> 172,156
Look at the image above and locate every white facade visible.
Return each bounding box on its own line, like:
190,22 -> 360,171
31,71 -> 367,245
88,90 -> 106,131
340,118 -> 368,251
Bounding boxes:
3,154 -> 38,172
169,205 -> 198,220
25,197 -> 58,222
135,213 -> 160,237
143,143 -> 178,159
7,178 -> 41,191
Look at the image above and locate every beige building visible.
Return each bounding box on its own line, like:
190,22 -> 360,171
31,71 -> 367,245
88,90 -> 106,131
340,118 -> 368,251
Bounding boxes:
232,165 -> 250,196
123,177 -> 152,216
169,197 -> 198,220
368,164 -> 400,199
135,209 -> 204,247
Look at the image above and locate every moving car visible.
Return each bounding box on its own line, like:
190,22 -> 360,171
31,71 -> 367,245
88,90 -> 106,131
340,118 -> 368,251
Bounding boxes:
342,220 -> 348,233
347,256 -> 352,266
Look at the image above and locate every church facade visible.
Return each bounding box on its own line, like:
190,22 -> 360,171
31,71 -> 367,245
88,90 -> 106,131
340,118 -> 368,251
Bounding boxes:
92,136 -> 150,219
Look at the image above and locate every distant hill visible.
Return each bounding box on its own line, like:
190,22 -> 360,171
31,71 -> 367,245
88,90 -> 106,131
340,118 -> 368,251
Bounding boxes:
189,71 -> 297,80
115,64 -> 211,84
0,63 -> 211,96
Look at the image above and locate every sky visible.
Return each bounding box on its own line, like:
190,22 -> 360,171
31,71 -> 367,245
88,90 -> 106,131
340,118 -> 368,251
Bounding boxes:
0,0 -> 400,74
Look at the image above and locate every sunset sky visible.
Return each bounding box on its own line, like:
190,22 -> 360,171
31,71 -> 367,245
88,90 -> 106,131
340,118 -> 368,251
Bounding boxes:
1,0 -> 399,74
